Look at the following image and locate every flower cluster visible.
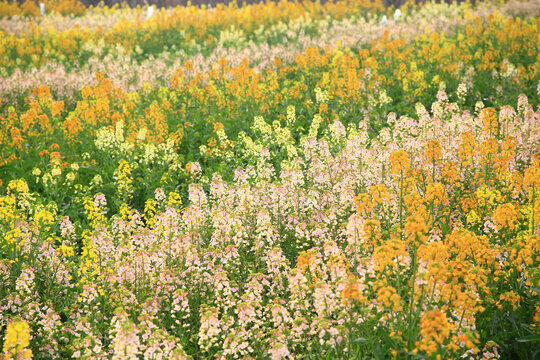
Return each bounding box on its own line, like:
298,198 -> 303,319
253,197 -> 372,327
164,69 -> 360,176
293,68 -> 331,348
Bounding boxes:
2,320 -> 32,359
0,0 -> 539,359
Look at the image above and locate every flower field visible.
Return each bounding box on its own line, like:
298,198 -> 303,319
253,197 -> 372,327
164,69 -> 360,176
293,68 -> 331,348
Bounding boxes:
0,0 -> 539,359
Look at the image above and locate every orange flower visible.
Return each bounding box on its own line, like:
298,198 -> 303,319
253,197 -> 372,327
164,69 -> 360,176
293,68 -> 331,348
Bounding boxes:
52,101 -> 65,117
50,151 -> 62,164
218,57 -> 227,68
441,161 -> 459,185
369,183 -> 390,205
32,84 -> 51,100
10,127 -> 23,149
425,182 -> 448,206
523,157 -> 540,190
501,136 -> 517,160
481,107 -> 498,136
341,277 -> 364,306
296,251 -> 316,273
458,131 -> 476,167
81,86 -> 93,100
389,149 -> 410,175
417,311 -> 451,356
375,282 -> 402,312
213,122 -> 224,132
480,138 -> 498,158
425,140 -> 442,162
493,202 -> 519,231
405,209 -> 428,243
184,61 -> 194,71
38,114 -> 52,134
354,193 -> 372,215
63,117 -> 82,141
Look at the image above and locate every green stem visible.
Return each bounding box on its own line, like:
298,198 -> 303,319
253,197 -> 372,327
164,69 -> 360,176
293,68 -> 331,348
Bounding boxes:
407,240 -> 418,352
399,171 -> 403,240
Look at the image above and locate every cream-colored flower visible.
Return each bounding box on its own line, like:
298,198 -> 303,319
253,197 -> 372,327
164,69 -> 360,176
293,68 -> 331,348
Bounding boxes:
51,168 -> 62,177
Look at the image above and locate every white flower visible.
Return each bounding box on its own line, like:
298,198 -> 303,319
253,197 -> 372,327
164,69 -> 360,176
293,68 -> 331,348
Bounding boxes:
91,175 -> 103,186
286,105 -> 296,125
136,127 -> 147,141
457,82 -> 467,102
314,87 -> 328,104
393,9 -> 402,21
115,119 -> 124,143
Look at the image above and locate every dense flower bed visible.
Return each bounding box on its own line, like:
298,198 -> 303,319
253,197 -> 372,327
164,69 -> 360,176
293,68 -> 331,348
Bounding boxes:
0,0 -> 539,359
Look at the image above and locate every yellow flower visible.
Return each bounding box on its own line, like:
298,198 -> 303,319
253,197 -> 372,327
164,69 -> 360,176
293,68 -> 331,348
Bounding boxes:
114,160 -> 134,201
59,245 -> 75,257
475,186 -> 500,208
6,179 -> 29,196
144,199 -> 157,229
167,191 -> 183,208
83,197 -> 105,226
2,320 -> 32,360
119,203 -> 131,221
5,229 -> 22,245
34,209 -> 55,230
466,210 -> 481,226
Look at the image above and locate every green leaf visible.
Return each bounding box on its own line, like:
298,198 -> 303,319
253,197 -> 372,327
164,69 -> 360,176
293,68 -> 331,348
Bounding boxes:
517,335 -> 540,343
353,337 -> 369,343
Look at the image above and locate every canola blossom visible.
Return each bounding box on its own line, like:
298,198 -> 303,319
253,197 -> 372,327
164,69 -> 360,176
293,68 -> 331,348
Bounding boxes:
0,0 -> 539,359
